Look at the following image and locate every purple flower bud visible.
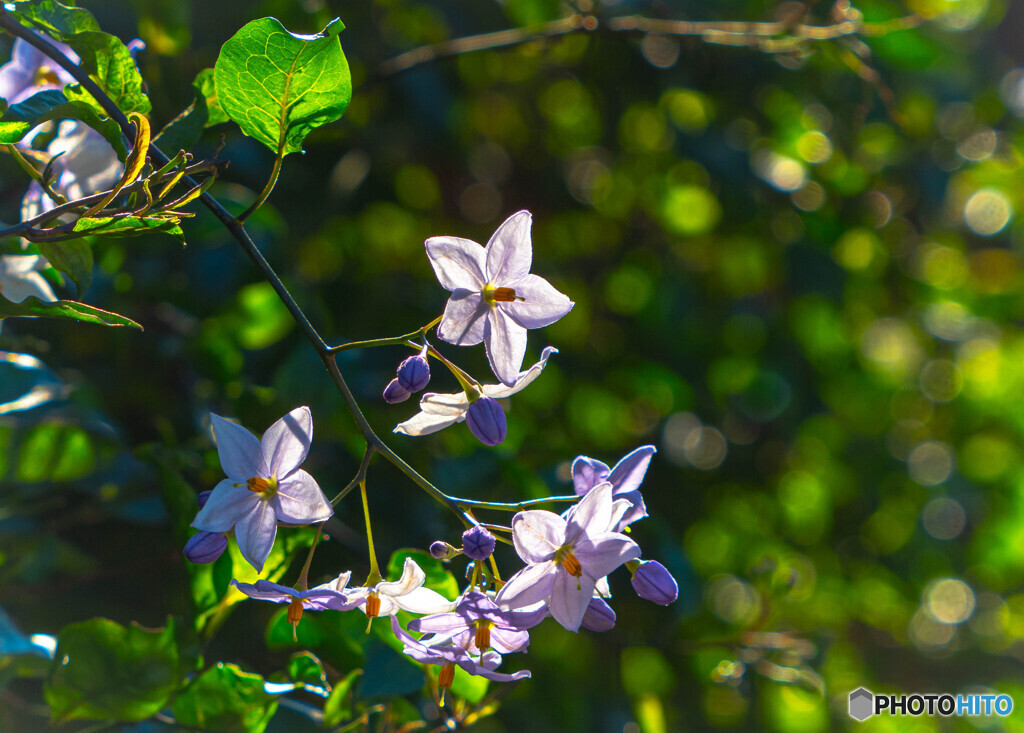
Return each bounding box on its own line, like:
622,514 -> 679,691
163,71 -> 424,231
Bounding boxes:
631,560 -> 678,606
397,352 -> 430,393
461,525 -> 496,561
197,490 -> 213,510
184,531 -> 227,564
581,597 -> 616,632
430,540 -> 458,560
383,378 -> 411,404
466,397 -> 506,446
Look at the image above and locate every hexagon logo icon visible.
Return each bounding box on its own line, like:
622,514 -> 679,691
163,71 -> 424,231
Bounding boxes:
849,688 -> 874,721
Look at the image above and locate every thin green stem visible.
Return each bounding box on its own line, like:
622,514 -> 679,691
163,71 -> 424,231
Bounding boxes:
359,481 -> 382,584
295,523 -> 325,591
332,444 -> 375,505
329,315 -> 442,353
237,148 -> 284,223
322,352 -> 474,527
452,494 -> 580,511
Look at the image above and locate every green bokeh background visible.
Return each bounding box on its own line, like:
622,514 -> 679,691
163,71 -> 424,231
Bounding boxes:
3,0 -> 1024,730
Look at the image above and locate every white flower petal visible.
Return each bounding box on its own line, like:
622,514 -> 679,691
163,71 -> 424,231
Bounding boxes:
484,210 -> 532,284
262,406 -> 312,478
234,499 -> 278,573
483,346 -> 557,399
504,274 -> 574,330
378,557 -> 425,597
419,392 -> 470,416
0,256 -> 56,303
273,469 -> 332,524
484,307 -> 528,387
495,562 -> 555,610
548,570 -> 595,632
565,483 -> 613,545
191,479 -> 254,532
512,510 -> 565,564
394,410 -> 462,437
392,586 -> 455,615
210,413 -> 266,480
437,290 -> 488,346
425,236 -> 487,291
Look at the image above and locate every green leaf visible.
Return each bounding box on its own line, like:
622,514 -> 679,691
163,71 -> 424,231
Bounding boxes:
322,669 -> 361,727
0,90 -> 127,159
36,239 -> 92,296
44,617 -> 179,722
213,17 -> 351,156
265,604 -> 366,672
196,67 -> 228,127
286,651 -> 327,689
0,294 -> 142,329
8,0 -> 101,37
172,663 -> 278,733
153,69 -> 226,153
386,548 -> 459,599
62,31 -> 151,116
73,214 -> 184,243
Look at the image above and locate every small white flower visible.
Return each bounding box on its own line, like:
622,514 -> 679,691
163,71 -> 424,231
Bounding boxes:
343,557 -> 454,618
426,211 -> 573,386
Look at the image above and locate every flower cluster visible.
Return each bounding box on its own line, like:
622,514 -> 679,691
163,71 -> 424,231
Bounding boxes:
185,403 -> 675,696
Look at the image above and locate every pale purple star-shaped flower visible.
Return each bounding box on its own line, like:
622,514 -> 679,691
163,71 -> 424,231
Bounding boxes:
408,591 -> 546,655
571,445 -> 656,531
390,616 -> 531,690
495,483 -> 641,632
0,37 -> 78,105
191,407 -> 333,572
344,557 -> 454,619
425,211 -> 573,386
394,346 -> 557,438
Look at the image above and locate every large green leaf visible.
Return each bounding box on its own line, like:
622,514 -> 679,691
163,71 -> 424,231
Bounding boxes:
36,239 -> 92,296
8,0 -> 100,37
0,89 -> 127,158
44,617 -> 179,722
172,663 -> 278,733
0,294 -> 142,329
62,31 -> 151,116
213,17 -> 351,156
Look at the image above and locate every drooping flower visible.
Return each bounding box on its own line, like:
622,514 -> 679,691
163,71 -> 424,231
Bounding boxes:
191,407 -> 333,572
391,616 -> 531,692
495,483 -> 641,632
630,560 -> 679,606
232,573 -> 359,639
0,37 -> 78,105
344,557 -> 454,619
0,255 -> 58,334
425,211 -> 573,386
408,591 -> 544,655
571,445 -> 656,530
394,346 -> 556,438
